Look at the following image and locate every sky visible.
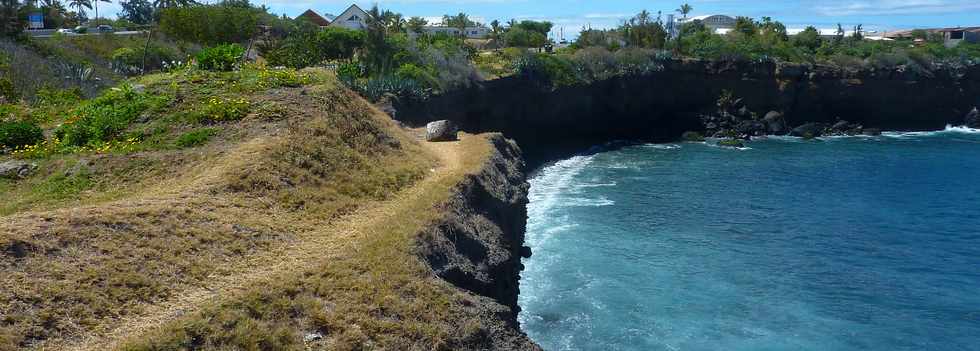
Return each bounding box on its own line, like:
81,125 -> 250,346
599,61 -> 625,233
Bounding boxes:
93,0 -> 980,38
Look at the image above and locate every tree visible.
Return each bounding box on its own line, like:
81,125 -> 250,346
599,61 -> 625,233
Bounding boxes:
92,0 -> 107,20
505,27 -> 547,48
119,0 -> 153,24
363,5 -> 399,73
793,26 -> 822,51
489,19 -> 502,41
1,0 -> 24,37
443,12 -> 472,37
67,0 -> 91,19
621,10 -> 667,48
317,26 -> 364,62
515,20 -> 552,36
733,16 -> 757,37
676,3 -> 692,20
407,16 -> 427,35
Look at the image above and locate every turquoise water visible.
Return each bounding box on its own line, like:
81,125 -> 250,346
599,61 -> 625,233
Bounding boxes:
519,127 -> 980,351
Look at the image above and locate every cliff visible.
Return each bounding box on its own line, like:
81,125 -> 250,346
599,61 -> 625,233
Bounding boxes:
395,59 -> 980,164
419,134 -> 541,350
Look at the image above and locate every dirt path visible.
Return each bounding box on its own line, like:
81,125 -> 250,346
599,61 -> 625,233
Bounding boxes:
54,133 -> 464,351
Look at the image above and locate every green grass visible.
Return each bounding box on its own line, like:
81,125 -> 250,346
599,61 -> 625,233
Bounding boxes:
175,128 -> 218,148
0,68 -> 436,350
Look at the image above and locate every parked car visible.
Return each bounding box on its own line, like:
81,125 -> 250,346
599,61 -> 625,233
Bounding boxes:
56,28 -> 74,34
97,25 -> 114,33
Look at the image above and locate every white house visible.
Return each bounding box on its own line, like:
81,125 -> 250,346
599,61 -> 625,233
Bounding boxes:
329,4 -> 369,31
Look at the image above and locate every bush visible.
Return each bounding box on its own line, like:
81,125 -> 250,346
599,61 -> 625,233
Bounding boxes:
200,96 -> 250,122
56,85 -> 151,147
514,53 -> 580,87
0,77 -> 16,102
197,44 -> 245,71
1,120 -> 44,150
176,128 -> 217,148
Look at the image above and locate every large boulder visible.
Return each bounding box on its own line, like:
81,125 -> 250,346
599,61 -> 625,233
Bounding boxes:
0,160 -> 38,179
966,107 -> 979,128
735,120 -> 766,136
763,111 -> 787,135
790,123 -> 825,138
425,120 -> 458,142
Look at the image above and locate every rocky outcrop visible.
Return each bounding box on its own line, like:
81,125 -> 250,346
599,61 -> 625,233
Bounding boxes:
418,134 -> 539,350
426,120 -> 458,142
395,59 -> 980,166
0,160 -> 37,179
967,107 -> 980,128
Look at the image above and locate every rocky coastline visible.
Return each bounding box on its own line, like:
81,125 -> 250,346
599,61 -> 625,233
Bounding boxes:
419,133 -> 541,350
404,60 -> 979,348
395,58 -> 980,165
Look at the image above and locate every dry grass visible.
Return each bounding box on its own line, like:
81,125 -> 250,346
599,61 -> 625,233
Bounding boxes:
0,69 -> 437,350
116,134 -> 496,351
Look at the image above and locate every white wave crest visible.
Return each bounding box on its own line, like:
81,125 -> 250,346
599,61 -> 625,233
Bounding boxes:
642,143 -> 682,150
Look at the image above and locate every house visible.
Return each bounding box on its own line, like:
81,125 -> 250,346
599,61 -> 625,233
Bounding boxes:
678,14 -> 737,32
411,25 -> 490,39
884,27 -> 980,47
296,9 -> 331,27
329,4 -> 369,31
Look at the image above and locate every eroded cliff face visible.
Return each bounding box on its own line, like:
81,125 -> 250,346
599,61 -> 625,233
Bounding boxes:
418,134 -> 540,350
396,59 -> 980,164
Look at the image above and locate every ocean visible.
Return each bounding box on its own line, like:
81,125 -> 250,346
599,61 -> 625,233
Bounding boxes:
518,127 -> 980,351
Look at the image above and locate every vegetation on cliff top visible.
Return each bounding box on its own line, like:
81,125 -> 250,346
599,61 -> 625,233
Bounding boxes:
0,55 -> 474,349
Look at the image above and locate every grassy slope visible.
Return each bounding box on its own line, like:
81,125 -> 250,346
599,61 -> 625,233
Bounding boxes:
1,67 -> 440,350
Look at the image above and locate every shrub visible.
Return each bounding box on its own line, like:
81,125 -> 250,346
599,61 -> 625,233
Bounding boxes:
197,44 -> 245,71
395,63 -> 438,88
336,61 -> 364,85
56,85 -> 151,147
0,120 -> 44,151
176,128 -> 218,148
0,77 -> 16,102
344,76 -> 428,102
200,96 -> 250,122
514,53 -> 580,87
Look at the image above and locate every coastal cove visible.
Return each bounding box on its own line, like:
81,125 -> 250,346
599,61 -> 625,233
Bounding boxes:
395,62 -> 980,349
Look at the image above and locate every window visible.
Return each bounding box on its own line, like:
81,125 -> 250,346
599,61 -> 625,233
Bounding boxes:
950,31 -> 964,40
471,30 -> 478,35
348,15 -> 360,21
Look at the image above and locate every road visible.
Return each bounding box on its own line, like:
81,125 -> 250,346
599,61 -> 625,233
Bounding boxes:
26,30 -> 146,38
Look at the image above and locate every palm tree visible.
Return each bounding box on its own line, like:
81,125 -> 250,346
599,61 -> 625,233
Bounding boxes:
93,0 -> 109,21
676,3 -> 692,20
68,0 -> 92,19
443,12 -> 470,37
407,16 -> 427,35
489,19 -> 502,40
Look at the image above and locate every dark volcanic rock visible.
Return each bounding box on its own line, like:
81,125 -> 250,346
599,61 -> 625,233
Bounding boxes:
736,120 -> 766,136
863,128 -> 882,136
419,134 -> 540,350
966,107 -> 979,128
426,120 -> 458,142
763,111 -> 788,135
791,123 -> 825,138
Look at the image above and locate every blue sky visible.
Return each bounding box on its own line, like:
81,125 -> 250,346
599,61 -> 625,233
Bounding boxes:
97,0 -> 980,37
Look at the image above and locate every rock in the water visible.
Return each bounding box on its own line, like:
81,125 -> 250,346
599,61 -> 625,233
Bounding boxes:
966,107 -> 979,128
863,128 -> 882,136
0,160 -> 38,179
832,120 -> 852,131
735,120 -> 766,136
763,111 -> 787,135
790,123 -> 825,138
425,120 -> 457,142
681,131 -> 705,142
